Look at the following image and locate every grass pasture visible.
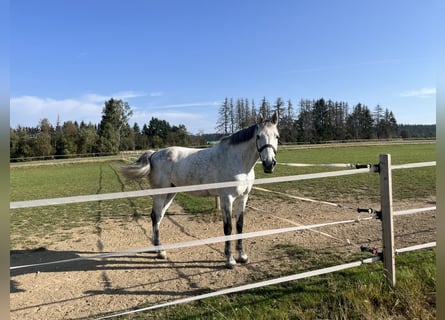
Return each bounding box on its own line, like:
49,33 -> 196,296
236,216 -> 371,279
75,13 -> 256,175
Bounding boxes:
10,162 -> 154,248
10,142 -> 436,319
255,142 -> 436,204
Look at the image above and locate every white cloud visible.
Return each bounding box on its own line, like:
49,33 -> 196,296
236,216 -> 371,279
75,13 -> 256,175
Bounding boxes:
10,93 -> 220,133
83,91 -> 147,103
112,90 -> 147,99
149,91 -> 164,97
131,110 -> 205,125
131,104 -> 219,133
155,111 -> 215,134
9,91 -> 147,127
130,101 -> 219,123
152,111 -> 204,120
400,87 -> 436,98
10,95 -> 103,127
152,101 -> 221,109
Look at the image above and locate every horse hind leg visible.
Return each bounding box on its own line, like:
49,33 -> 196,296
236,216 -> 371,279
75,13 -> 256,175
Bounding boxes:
151,209 -> 167,259
151,193 -> 176,259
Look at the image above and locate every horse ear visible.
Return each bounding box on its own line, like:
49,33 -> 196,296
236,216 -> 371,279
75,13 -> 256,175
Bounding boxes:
257,113 -> 264,124
271,111 -> 278,125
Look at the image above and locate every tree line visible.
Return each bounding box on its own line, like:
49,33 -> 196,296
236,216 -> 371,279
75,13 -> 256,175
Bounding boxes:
216,97 -> 404,143
9,98 -> 205,161
10,97 -> 435,161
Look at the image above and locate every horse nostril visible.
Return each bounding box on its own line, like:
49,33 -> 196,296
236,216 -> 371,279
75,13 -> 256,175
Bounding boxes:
273,159 -> 277,166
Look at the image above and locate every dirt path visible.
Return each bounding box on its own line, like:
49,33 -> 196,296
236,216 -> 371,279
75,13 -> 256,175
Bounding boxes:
10,196 -> 436,320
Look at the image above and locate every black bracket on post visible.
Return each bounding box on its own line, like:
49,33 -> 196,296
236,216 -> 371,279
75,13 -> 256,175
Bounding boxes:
374,210 -> 382,220
360,245 -> 383,259
357,208 -> 382,220
360,245 -> 378,255
357,208 -> 374,214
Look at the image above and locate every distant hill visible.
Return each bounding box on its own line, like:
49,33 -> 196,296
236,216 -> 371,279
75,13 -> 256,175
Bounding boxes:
397,124 -> 436,138
201,125 -> 436,142
201,133 -> 225,144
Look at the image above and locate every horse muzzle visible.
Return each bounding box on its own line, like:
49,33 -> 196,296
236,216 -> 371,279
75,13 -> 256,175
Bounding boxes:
262,159 -> 277,174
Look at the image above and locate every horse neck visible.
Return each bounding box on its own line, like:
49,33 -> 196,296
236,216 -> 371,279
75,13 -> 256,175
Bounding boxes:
224,138 -> 259,173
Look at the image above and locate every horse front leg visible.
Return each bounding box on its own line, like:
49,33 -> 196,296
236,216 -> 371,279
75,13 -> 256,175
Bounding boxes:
234,195 -> 249,263
221,195 -> 236,269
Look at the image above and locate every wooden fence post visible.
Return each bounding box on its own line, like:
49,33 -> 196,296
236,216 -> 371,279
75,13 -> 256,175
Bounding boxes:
379,154 -> 396,287
215,196 -> 221,210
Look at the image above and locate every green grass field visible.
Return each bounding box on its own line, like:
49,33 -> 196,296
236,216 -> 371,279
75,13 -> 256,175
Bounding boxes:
10,142 -> 436,319
255,143 -> 436,203
126,249 -> 435,320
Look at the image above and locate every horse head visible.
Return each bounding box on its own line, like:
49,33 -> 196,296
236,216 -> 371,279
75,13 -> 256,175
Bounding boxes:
256,111 -> 279,173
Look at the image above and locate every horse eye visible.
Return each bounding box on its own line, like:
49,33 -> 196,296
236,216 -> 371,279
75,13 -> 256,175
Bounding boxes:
256,135 -> 260,139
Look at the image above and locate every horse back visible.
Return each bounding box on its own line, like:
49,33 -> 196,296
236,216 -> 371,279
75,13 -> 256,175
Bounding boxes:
148,145 -> 251,197
149,146 -> 220,187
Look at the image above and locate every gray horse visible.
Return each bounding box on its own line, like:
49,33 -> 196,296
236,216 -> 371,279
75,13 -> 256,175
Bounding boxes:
119,112 -> 279,268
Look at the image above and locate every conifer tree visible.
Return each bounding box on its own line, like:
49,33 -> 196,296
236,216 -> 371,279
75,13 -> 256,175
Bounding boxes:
216,97 -> 231,135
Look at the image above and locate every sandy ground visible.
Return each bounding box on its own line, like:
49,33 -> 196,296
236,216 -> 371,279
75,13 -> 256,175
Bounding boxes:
10,194 -> 436,320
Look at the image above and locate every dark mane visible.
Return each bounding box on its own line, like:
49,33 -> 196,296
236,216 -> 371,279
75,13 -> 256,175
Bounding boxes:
221,124 -> 257,145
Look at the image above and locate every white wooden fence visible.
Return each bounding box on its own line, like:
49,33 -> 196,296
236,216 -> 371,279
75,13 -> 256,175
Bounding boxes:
10,154 -> 436,319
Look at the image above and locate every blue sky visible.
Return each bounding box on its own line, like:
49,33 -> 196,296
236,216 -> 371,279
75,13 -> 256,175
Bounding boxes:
10,0 -> 436,134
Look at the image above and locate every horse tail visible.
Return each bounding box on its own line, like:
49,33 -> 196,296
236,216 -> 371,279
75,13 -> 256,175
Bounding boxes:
119,151 -> 156,180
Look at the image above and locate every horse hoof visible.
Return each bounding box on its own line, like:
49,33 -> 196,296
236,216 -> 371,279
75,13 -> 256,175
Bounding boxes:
225,257 -> 237,269
157,251 -> 167,259
236,255 -> 249,264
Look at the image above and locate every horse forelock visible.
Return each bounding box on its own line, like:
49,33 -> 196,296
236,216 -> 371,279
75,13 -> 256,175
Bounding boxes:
221,124 -> 258,145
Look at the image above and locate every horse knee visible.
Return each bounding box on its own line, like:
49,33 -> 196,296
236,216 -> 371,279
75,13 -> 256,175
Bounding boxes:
236,214 -> 244,234
151,210 -> 161,225
151,209 -> 163,252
